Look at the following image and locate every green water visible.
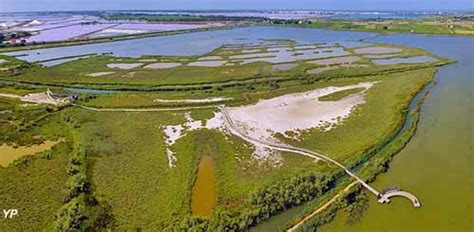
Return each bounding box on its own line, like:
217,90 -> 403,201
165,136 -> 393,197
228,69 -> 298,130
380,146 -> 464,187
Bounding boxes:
319,35 -> 473,232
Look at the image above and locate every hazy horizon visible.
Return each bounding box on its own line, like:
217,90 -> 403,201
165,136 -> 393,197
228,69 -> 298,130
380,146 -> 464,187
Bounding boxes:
1,0 -> 473,13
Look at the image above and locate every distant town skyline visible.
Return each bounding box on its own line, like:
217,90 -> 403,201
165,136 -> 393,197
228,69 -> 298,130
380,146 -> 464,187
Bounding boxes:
1,0 -> 473,13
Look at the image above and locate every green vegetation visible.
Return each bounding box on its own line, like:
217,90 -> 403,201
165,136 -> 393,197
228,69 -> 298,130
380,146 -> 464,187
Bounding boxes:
0,40 -> 449,231
0,109 -> 69,230
274,17 -> 474,36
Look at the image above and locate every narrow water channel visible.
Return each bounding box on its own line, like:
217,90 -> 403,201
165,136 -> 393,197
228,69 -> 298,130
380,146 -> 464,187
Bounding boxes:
191,155 -> 216,217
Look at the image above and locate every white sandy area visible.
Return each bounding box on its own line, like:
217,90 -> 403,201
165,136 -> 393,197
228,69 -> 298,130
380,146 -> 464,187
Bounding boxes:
227,82 -> 375,145
107,63 -> 143,69
0,92 -> 59,106
86,72 -> 115,77
187,60 -> 227,67
144,62 -> 181,69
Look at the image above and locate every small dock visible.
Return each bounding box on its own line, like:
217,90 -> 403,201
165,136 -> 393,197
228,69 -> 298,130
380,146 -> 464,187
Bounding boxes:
378,186 -> 421,208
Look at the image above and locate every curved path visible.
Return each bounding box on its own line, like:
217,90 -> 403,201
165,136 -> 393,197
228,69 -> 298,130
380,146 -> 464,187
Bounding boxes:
378,190 -> 421,208
220,106 -> 380,196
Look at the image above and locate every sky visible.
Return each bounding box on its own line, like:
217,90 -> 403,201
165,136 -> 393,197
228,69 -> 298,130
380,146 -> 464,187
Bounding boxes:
0,0 -> 473,12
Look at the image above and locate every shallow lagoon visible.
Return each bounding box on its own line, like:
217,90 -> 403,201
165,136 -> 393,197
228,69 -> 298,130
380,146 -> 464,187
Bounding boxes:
2,27 -> 373,63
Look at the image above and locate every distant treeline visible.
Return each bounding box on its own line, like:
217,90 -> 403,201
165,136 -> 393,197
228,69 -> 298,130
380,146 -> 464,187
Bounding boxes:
103,13 -> 267,22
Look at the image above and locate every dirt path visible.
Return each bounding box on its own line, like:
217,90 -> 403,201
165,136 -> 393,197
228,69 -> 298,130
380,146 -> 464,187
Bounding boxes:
75,104 -> 220,112
286,181 -> 358,232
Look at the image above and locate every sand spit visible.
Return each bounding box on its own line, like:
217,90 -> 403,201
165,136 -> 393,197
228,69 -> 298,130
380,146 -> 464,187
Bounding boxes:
188,60 -> 227,67
353,47 -> 402,54
227,82 -> 375,145
153,97 -> 233,104
86,72 -> 115,77
107,63 -> 143,69
144,62 -> 181,69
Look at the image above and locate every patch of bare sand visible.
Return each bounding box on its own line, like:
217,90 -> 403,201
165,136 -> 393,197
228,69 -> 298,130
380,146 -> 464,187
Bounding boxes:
86,72 -> 115,77
227,82 -> 375,145
162,112 -> 226,168
0,92 -> 59,105
187,60 -> 227,67
107,63 -> 143,69
144,62 -> 181,69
